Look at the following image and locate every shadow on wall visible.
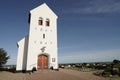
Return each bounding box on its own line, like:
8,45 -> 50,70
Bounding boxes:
22,35 -> 28,70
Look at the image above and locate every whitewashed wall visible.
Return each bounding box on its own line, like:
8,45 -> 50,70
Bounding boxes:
16,36 -> 28,70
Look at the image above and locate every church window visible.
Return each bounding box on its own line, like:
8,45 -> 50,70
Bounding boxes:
43,34 -> 45,39
46,18 -> 50,26
38,17 -> 43,25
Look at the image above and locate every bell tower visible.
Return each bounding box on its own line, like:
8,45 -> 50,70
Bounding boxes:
16,3 -> 58,71
26,3 -> 58,70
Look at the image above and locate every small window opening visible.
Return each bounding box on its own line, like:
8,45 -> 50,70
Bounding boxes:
38,17 -> 43,25
43,34 -> 45,39
46,19 -> 50,26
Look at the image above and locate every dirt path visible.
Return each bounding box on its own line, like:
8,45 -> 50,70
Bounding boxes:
0,69 -> 119,80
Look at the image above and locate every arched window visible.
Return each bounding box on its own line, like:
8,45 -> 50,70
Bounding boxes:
38,17 -> 43,25
46,18 -> 50,26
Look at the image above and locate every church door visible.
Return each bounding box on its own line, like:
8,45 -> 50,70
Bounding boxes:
38,54 -> 48,69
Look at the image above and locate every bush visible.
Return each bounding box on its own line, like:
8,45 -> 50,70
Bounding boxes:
112,70 -> 119,75
93,71 -> 103,76
118,72 -> 120,76
95,65 -> 107,70
102,71 -> 112,77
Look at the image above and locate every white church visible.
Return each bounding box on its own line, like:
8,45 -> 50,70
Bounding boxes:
16,3 -> 58,71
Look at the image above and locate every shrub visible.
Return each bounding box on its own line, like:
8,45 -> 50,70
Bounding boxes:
93,71 -> 103,76
112,70 -> 119,75
102,71 -> 112,77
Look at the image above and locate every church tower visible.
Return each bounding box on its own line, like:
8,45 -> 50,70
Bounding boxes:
16,3 -> 58,71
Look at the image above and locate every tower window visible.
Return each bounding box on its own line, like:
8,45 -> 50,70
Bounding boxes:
46,18 -> 50,26
43,34 -> 45,39
38,17 -> 43,25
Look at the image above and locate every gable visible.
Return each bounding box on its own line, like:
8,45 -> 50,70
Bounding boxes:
17,35 -> 28,47
30,3 -> 58,19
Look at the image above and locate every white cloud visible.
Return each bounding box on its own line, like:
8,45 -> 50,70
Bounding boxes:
63,0 -> 120,14
6,49 -> 120,64
58,49 -> 120,63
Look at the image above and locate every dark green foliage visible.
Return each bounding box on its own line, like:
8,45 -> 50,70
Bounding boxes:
0,66 -> 16,72
0,48 -> 10,66
95,65 -> 106,70
113,60 -> 120,64
102,59 -> 120,77
88,64 -> 95,69
102,71 -> 112,77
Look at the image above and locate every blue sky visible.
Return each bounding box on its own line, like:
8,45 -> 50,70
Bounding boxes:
0,0 -> 120,65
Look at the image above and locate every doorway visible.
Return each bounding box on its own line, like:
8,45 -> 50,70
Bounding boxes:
37,54 -> 48,69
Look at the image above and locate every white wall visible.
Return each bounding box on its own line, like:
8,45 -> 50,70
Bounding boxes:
16,36 -> 28,70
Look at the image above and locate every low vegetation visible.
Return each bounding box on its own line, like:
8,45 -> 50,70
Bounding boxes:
0,65 -> 16,72
102,60 -> 120,78
59,59 -> 120,78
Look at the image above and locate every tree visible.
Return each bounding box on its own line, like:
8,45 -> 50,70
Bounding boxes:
0,48 -> 9,66
113,59 -> 120,64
